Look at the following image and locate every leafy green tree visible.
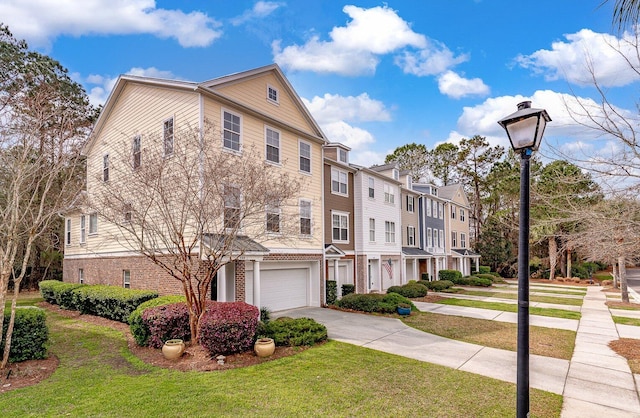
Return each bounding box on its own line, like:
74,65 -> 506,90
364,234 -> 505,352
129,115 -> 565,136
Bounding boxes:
475,216 -> 514,275
385,142 -> 429,182
426,142 -> 459,185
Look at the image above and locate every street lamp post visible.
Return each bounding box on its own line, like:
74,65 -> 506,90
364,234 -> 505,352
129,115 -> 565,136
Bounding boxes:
498,101 -> 551,418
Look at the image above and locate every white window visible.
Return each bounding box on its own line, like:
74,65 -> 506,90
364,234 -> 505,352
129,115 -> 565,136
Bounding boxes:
369,218 -> 375,242
407,196 -> 414,213
385,221 -> 396,243
438,203 -> 444,219
123,270 -> 130,289
265,126 -> 280,163
266,201 -> 280,233
300,200 -> 312,235
426,198 -> 432,216
451,206 -> 456,219
432,229 -> 438,249
460,209 -> 465,222
331,168 -> 348,195
89,213 -> 98,234
299,141 -> 311,173
392,169 -> 399,180
407,226 -> 416,246
80,215 -> 86,244
338,148 -> 348,163
427,228 -> 432,247
439,229 -> 444,248
224,185 -> 241,229
267,85 -> 279,103
163,117 -> 174,156
384,183 -> 395,204
332,212 -> 349,242
78,268 -> 84,284
223,110 -> 241,152
461,233 -> 467,248
65,219 -> 71,245
368,177 -> 375,198
452,231 -> 458,247
132,135 -> 141,169
102,154 -> 109,182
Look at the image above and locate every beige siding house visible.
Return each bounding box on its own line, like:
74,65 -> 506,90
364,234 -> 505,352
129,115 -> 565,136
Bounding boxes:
63,64 -> 327,311
440,184 -> 480,275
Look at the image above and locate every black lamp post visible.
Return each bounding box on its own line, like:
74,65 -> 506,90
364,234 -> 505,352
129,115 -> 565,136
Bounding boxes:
498,101 -> 551,418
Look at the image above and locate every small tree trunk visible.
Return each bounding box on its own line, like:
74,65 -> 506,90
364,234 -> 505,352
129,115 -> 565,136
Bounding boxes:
1,282 -> 21,368
619,256 -> 629,303
548,237 -> 557,280
566,247 -> 572,278
612,261 -> 619,288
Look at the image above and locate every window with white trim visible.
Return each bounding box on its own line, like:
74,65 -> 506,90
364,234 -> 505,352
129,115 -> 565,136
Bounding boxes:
332,212 -> 349,242
407,226 -> 416,246
132,135 -> 141,169
163,117 -> 174,156
451,206 -> 456,219
267,85 -> 279,103
223,110 -> 241,152
102,154 -> 109,182
299,200 -> 312,235
384,183 -> 395,204
392,169 -> 399,180
439,229 -> 444,248
338,148 -> 348,163
407,196 -> 414,212
89,213 -> 98,234
78,268 -> 84,284
123,270 -> 131,289
369,218 -> 375,242
65,219 -> 71,245
427,227 -> 432,247
460,209 -> 465,222
461,233 -> 467,248
265,126 -> 280,163
452,231 -> 457,247
385,221 -> 396,243
80,215 -> 86,244
299,140 -> 311,173
438,202 -> 444,219
368,177 -> 375,198
266,201 -> 281,233
432,229 -> 438,249
331,168 -> 348,195
224,185 -> 241,229
426,198 -> 432,216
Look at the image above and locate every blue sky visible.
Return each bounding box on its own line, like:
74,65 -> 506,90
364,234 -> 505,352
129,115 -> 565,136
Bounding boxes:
1,0 -> 635,166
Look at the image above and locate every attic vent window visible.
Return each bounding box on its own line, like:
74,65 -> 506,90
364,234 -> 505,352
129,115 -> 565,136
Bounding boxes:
267,85 -> 279,104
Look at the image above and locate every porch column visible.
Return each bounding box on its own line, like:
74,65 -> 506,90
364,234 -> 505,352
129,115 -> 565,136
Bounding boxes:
218,266 -> 226,301
253,260 -> 261,309
427,258 -> 432,281
412,259 -> 418,281
333,259 -> 340,296
401,258 -> 407,284
475,257 -> 480,273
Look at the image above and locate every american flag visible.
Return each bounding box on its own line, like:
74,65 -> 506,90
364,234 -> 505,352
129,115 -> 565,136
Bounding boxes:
384,259 -> 393,279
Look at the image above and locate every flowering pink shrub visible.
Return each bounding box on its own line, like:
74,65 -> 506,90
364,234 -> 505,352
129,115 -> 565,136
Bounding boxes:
142,302 -> 191,348
199,302 -> 259,356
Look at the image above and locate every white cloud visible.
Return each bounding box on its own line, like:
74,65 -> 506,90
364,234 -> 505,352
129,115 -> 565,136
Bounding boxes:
516,29 -> 640,87
321,121 -> 376,151
231,1 -> 283,26
0,0 -> 222,48
395,40 -> 468,76
84,67 -> 179,106
437,70 -> 490,99
303,93 -> 391,123
273,5 -> 425,76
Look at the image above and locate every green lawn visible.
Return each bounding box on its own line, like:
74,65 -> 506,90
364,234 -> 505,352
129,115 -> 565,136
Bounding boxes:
436,298 -> 582,320
613,316 -> 640,326
0,305 -> 562,417
403,312 -> 575,360
457,290 -> 583,306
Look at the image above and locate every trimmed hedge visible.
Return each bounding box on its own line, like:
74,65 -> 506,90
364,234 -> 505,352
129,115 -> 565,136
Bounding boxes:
1,307 -> 48,363
260,317 -> 327,346
326,280 -> 337,305
336,292 -> 415,314
467,276 -> 493,287
143,302 -> 191,348
341,284 -> 355,297
387,283 -> 428,298
438,270 -> 462,282
71,285 -> 158,322
199,302 -> 259,356
419,279 -> 454,291
129,295 -> 186,346
39,280 -> 85,309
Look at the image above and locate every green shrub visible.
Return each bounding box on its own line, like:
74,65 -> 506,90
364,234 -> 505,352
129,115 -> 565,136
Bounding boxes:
336,292 -> 415,314
386,283 -> 428,298
128,295 -> 185,346
419,279 -> 454,291
38,280 -> 65,304
421,272 -> 430,281
341,284 -> 355,297
439,270 -> 462,282
479,266 -> 491,274
58,283 -> 86,310
450,276 -> 471,286
38,280 -> 85,309
260,307 -> 271,324
1,307 -> 48,363
468,276 -> 492,287
71,285 -> 158,322
260,317 -> 327,346
326,280 -> 337,305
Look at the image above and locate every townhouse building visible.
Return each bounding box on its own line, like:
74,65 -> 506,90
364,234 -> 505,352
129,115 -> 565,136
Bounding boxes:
440,184 -> 481,276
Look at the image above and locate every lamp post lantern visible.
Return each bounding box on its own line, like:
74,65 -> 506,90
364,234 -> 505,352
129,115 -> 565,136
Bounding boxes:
498,101 -> 551,418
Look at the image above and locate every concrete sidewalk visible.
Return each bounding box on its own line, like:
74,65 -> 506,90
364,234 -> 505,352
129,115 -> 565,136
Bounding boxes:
275,286 -> 640,416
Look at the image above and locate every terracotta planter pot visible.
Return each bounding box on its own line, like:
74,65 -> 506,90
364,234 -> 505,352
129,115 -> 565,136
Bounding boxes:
162,339 -> 185,360
254,338 -> 275,357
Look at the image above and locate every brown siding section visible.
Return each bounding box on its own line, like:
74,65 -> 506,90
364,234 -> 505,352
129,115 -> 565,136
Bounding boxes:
323,161 -> 355,251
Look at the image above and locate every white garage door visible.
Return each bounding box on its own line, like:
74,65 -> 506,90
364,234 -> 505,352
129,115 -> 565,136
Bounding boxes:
261,268 -> 308,311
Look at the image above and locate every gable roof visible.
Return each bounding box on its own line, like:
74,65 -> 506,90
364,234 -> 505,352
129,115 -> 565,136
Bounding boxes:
438,184 -> 470,207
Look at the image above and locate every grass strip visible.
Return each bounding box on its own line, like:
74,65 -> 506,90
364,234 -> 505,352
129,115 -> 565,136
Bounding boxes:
458,291 -> 583,306
437,298 -> 581,320
613,316 -> 640,326
403,312 -> 575,359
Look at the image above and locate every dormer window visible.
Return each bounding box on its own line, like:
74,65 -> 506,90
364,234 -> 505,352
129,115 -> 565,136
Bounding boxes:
392,169 -> 399,180
267,85 -> 279,104
338,148 -> 348,163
